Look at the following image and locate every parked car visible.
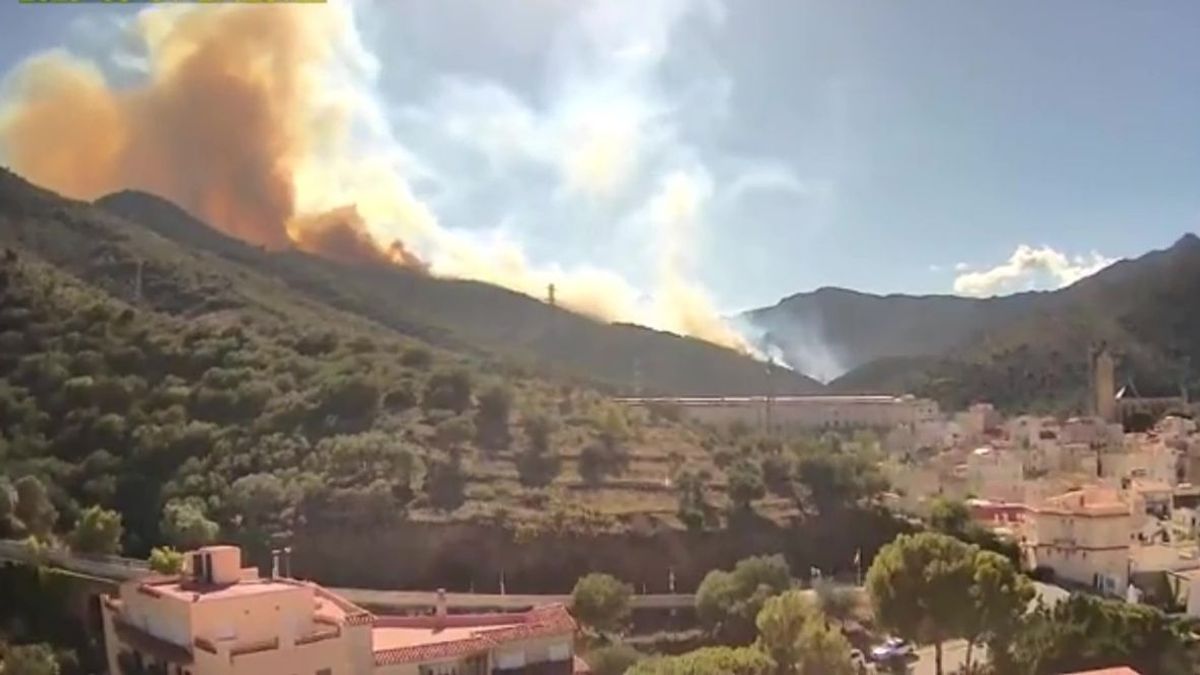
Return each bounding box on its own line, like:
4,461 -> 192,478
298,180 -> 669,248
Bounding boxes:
869,637 -> 912,662
849,649 -> 867,673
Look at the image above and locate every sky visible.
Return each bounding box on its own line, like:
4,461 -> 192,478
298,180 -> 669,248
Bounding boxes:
0,0 -> 1198,319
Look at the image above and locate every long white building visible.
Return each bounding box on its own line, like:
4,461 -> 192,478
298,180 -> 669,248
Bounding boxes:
616,394 -> 939,433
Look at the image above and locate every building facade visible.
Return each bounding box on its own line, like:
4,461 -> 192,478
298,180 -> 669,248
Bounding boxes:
1024,487 -> 1132,595
616,394 -> 939,433
100,546 -> 577,675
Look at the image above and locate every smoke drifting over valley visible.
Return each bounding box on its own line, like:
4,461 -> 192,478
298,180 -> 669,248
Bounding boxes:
0,1 -> 806,354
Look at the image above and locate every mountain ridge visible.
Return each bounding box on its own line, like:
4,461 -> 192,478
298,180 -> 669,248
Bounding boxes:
743,233 -> 1200,411
92,187 -> 824,396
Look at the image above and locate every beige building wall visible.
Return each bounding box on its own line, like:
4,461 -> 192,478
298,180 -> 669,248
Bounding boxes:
1026,502 -> 1132,595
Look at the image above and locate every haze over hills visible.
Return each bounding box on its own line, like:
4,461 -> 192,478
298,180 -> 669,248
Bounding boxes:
744,233 -> 1200,412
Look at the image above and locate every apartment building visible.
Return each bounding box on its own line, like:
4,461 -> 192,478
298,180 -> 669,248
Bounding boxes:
1024,486 -> 1132,596
100,545 -> 578,675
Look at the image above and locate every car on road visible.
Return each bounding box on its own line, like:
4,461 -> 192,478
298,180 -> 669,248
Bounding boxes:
870,637 -> 913,662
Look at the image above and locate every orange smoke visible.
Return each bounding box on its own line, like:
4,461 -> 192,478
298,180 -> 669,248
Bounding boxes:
290,205 -> 428,271
0,4 -> 420,267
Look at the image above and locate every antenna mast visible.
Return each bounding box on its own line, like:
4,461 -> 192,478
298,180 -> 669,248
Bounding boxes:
133,258 -> 144,305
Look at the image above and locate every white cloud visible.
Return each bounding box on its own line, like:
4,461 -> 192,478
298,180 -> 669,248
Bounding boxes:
928,264 -> 942,273
954,261 -> 970,272
952,245 -> 1115,297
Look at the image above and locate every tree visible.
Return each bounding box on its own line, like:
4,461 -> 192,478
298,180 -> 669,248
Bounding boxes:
160,498 -> 219,549
69,505 -> 123,555
434,415 -> 476,451
424,451 -> 467,511
475,384 -> 512,450
755,590 -> 854,675
571,573 -> 633,635
629,646 -> 773,675
0,476 -> 15,536
423,368 -> 472,413
929,497 -> 970,535
812,578 -> 859,627
579,442 -> 626,486
727,459 -> 766,511
930,496 -> 1022,566
866,532 -> 976,675
1004,594 -> 1191,675
516,412 -> 561,488
227,473 -> 291,547
793,450 -> 885,515
696,555 -> 792,643
148,546 -> 185,574
754,590 -> 814,675
2,643 -> 61,675
675,467 -> 711,529
964,550 -> 1033,673
584,643 -> 642,675
13,475 -> 57,538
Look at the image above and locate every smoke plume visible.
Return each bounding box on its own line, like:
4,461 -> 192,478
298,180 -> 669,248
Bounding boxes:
0,2 -> 760,352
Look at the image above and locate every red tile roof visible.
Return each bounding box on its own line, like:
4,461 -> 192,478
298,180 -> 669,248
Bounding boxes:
372,604 -> 576,666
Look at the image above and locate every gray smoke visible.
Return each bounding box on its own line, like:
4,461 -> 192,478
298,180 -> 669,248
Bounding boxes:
731,311 -> 847,384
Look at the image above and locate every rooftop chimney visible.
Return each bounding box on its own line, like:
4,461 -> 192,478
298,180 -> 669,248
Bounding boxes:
435,588 -> 447,626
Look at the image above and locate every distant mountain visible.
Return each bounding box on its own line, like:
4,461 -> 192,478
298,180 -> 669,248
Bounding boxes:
95,190 -> 823,396
742,286 -> 1044,381
744,234 -> 1200,411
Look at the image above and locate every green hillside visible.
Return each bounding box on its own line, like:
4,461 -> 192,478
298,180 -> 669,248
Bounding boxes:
96,190 -> 824,397
0,169 -> 869,564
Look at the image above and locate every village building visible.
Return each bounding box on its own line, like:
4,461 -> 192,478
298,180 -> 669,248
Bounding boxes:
1024,486 -> 1132,595
100,545 -> 578,675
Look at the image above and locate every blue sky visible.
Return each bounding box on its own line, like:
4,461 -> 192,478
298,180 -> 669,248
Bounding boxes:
0,0 -> 1198,323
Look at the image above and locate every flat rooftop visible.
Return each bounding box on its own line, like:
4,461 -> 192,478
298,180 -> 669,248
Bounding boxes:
141,578 -> 304,603
372,623 -> 521,651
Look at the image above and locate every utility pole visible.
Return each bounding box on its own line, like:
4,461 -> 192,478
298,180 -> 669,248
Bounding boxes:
547,283 -> 556,307
133,258 -> 144,305
764,357 -> 775,436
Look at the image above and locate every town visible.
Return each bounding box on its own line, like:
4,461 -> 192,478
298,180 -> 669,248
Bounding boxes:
2,1 -> 1199,674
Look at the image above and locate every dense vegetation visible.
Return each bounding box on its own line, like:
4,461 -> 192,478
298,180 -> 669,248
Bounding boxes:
0,170 -> 899,578
0,564 -> 104,675
579,555 -> 856,675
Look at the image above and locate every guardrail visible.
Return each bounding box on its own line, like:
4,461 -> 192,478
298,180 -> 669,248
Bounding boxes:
0,538 -> 708,611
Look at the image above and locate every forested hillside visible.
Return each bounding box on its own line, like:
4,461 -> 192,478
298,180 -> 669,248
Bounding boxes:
97,190 -> 824,397
0,169 -> 893,579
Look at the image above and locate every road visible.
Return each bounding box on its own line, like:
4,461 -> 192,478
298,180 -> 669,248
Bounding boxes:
332,588 -> 696,610
0,539 -> 698,610
910,640 -> 981,675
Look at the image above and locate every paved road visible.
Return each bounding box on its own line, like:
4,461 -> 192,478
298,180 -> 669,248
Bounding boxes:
332,588 -> 695,610
910,640 -> 981,675
0,539 -> 698,610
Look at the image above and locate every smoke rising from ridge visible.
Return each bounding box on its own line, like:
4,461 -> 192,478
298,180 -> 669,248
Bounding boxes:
0,1 -> 800,353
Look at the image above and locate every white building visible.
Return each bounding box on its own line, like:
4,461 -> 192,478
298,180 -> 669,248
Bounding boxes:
1024,486 -> 1132,596
965,447 -> 1024,502
955,403 -> 1001,444
1061,417 -> 1124,449
616,394 -> 940,433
